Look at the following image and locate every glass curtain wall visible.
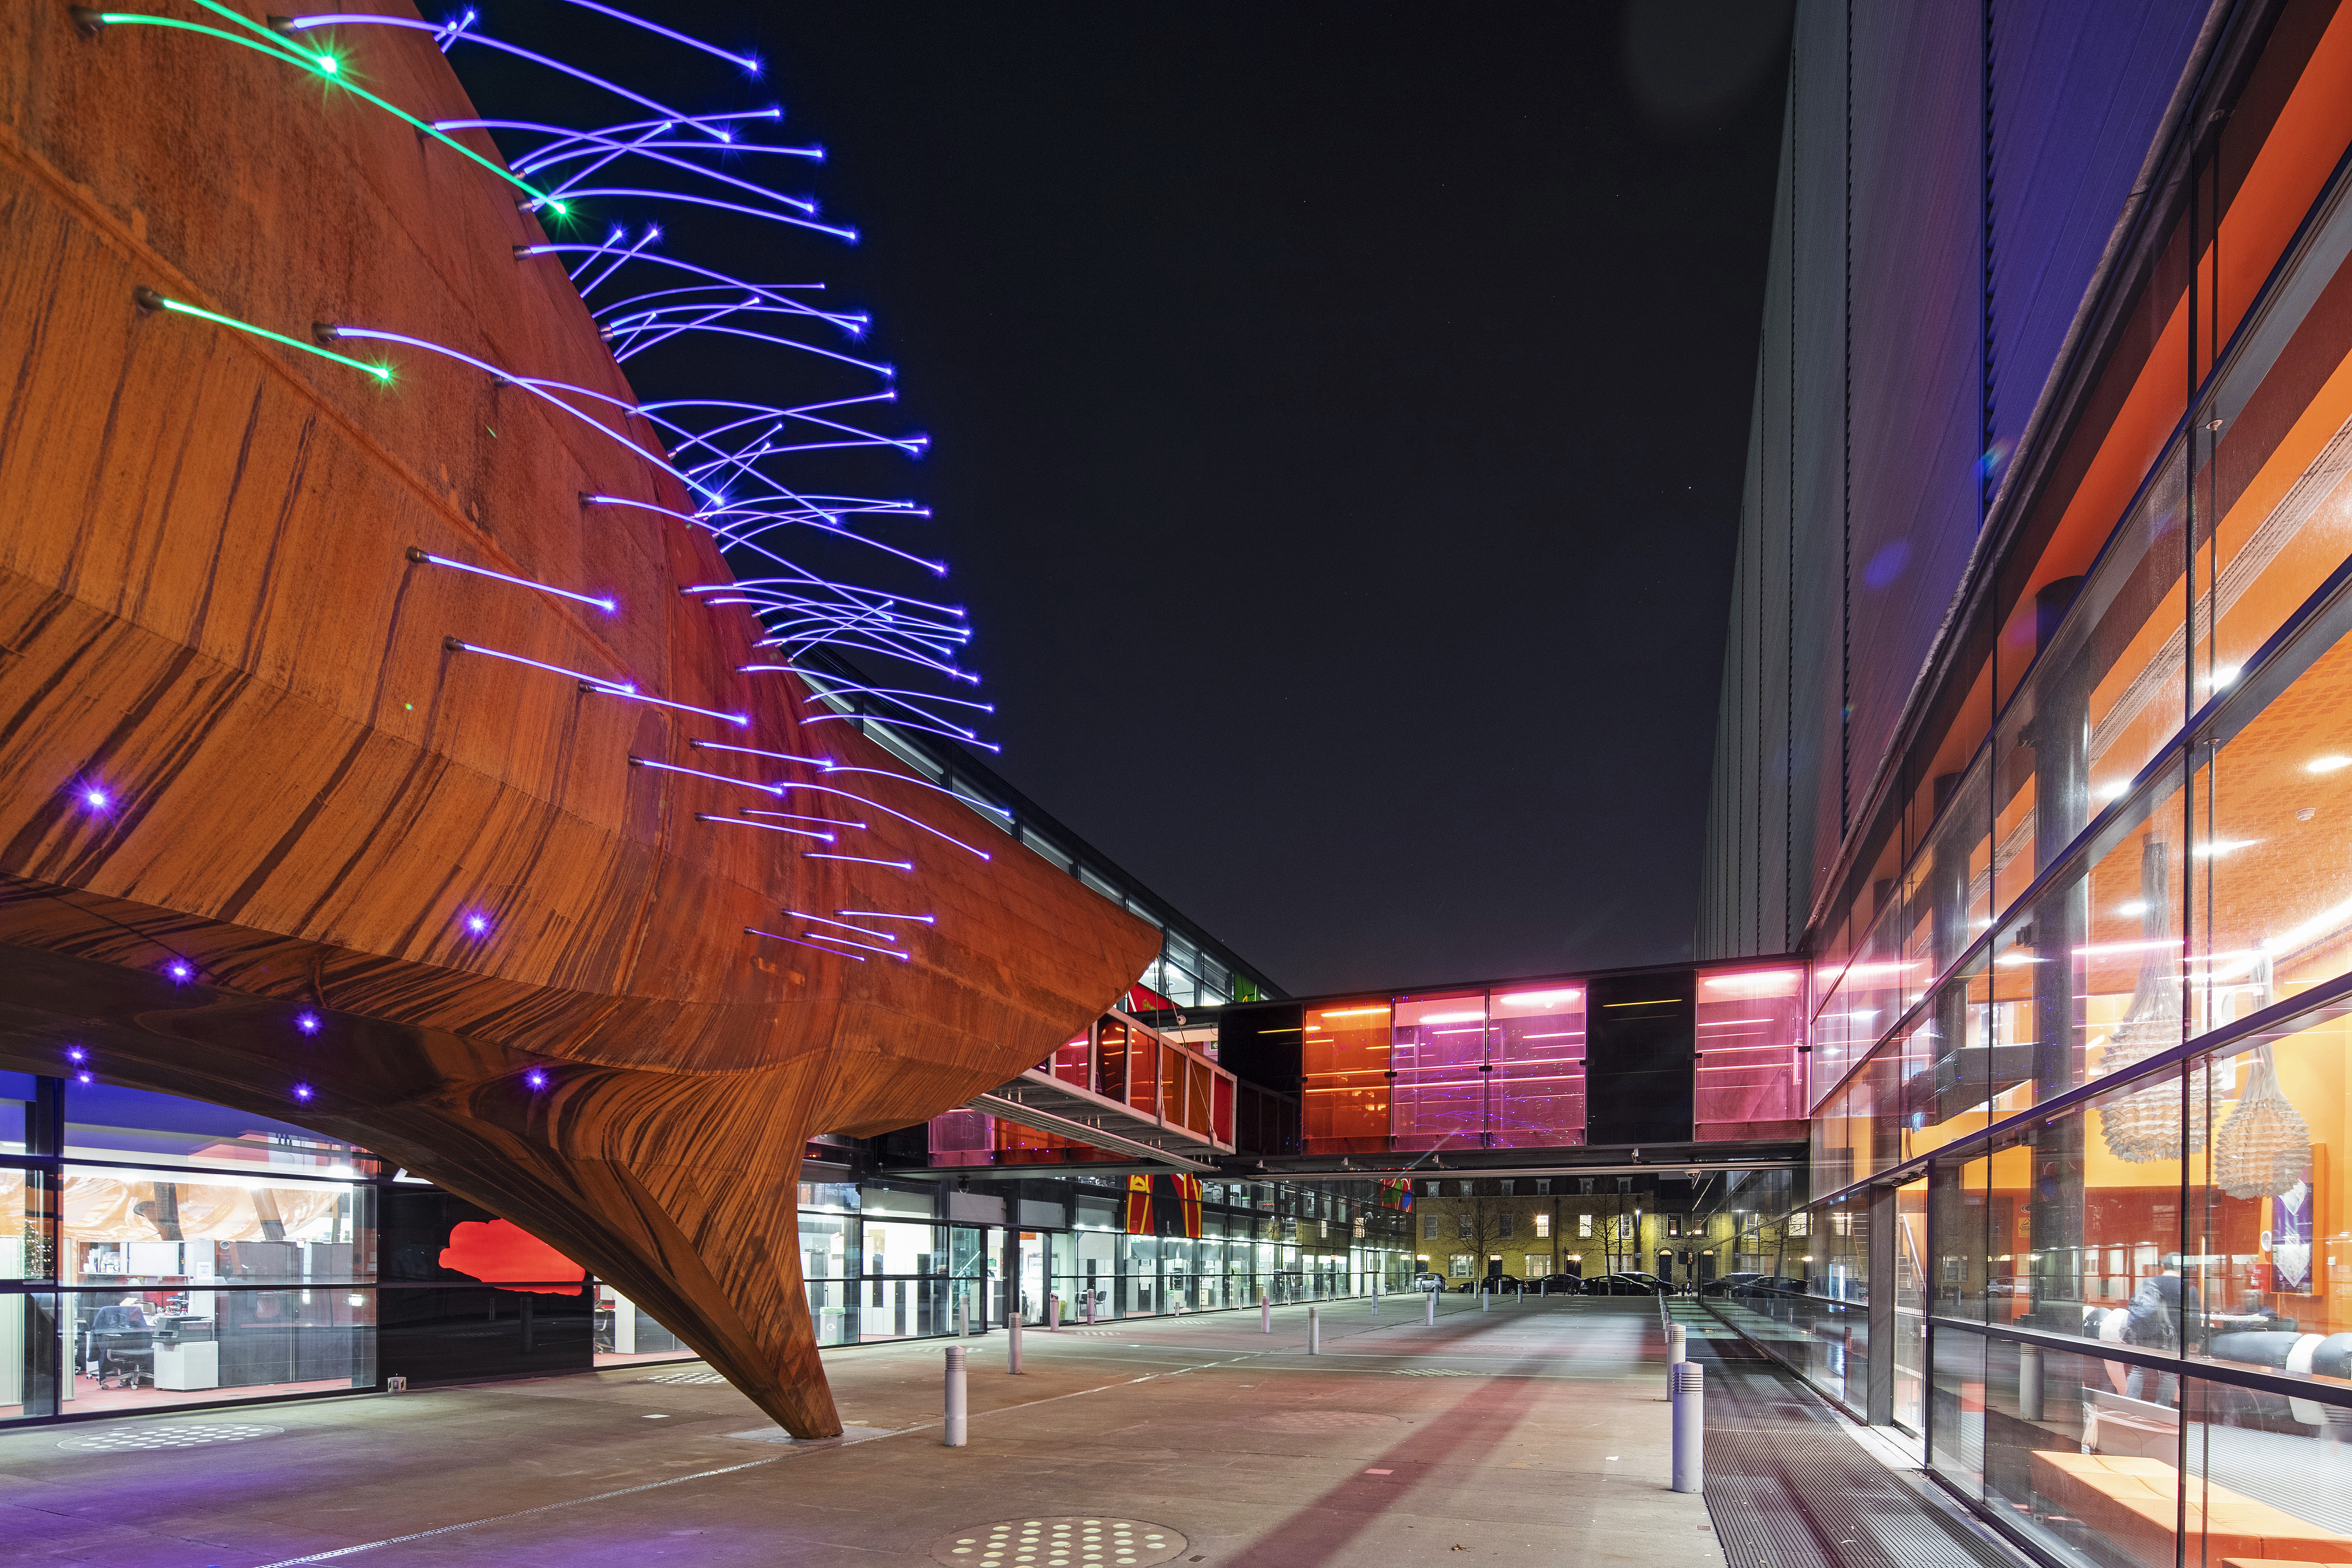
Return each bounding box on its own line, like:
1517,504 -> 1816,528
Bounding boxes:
1751,12 -> 2352,1563
1292,965 -> 1799,1155
5,1078 -> 381,1423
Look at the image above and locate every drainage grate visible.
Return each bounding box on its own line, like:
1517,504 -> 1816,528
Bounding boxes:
930,1516 -> 1188,1568
56,1422 -> 285,1454
636,1372 -> 728,1385
1691,1341 -> 2022,1568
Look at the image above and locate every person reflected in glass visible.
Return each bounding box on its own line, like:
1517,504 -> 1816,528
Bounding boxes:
2121,1256 -> 2197,1403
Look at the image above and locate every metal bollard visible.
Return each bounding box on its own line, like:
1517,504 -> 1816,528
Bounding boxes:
2019,1343 -> 2044,1423
1667,1322 -> 1687,1397
1008,1313 -> 1023,1374
1425,1288 -> 1436,1326
955,1295 -> 968,1338
1261,1292 -> 1272,1334
1671,1362 -> 1703,1492
1371,1282 -> 1380,1318
1049,1295 -> 1061,1331
1086,1291 -> 1096,1325
944,1345 -> 968,1447
1308,1304 -> 1320,1354
1481,1285 -> 1490,1313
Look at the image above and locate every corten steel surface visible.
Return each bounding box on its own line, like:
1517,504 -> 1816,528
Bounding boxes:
0,3 -> 1158,1437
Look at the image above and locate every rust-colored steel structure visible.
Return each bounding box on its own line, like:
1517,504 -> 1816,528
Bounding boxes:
0,2 -> 1156,1436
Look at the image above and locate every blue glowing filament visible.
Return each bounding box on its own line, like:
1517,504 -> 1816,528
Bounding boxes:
413,548 -> 616,612
746,926 -> 864,962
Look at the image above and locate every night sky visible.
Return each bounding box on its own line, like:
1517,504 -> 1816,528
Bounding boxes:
482,2 -> 1792,996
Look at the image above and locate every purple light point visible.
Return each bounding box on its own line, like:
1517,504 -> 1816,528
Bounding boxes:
296,1012 -> 322,1035
463,912 -> 492,937
167,960 -> 194,983
525,1069 -> 549,1090
292,1083 -> 315,1101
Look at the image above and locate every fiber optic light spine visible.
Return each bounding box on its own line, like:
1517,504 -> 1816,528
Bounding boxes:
136,288 -> 393,380
407,547 -> 616,612
747,927 -> 867,962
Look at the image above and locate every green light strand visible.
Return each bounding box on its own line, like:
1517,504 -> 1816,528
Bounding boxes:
94,12 -> 565,215
155,295 -> 394,382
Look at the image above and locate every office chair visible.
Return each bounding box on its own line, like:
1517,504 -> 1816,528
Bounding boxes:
93,1329 -> 155,1390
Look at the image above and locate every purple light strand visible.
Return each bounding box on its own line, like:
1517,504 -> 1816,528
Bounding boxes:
631,756 -> 779,796
745,809 -> 866,829
784,911 -> 897,941
690,739 -> 832,767
747,926 -> 865,962
412,548 -> 616,612
789,927 -> 910,962
803,853 -> 914,871
775,783 -> 993,860
836,910 -> 936,923
696,813 -> 833,842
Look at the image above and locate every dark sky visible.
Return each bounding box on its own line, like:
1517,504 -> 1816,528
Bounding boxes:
479,2 -> 1791,997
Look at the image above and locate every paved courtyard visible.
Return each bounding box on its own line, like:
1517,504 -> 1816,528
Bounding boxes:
0,1296 -> 1720,1568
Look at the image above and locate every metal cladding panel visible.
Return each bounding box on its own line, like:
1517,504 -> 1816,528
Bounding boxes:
1788,0 -> 1850,939
1987,0 -> 2212,479
1754,91 -> 1795,960
1844,1 -> 1983,845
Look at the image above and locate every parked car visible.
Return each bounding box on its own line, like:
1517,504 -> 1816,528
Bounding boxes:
1535,1273 -> 1583,1293
1698,1271 -> 1763,1297
1411,1272 -> 1446,1292
1583,1271 -> 1670,1296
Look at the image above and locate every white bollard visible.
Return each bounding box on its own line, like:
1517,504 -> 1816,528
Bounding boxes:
1086,1290 -> 1097,1325
943,1345 -> 968,1447
1371,1282 -> 1380,1318
1667,1323 -> 1687,1397
955,1295 -> 968,1338
1261,1292 -> 1272,1334
1425,1288 -> 1436,1326
1008,1312 -> 1023,1374
2019,1342 -> 2044,1423
1308,1304 -> 1320,1354
1049,1295 -> 1061,1331
1481,1285 -> 1491,1313
1671,1362 -> 1704,1492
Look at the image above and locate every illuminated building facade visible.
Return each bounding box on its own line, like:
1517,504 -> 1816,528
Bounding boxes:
1699,2 -> 2352,1563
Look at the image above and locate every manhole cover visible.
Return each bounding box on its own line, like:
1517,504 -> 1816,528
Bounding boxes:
930,1517 -> 1188,1568
638,1372 -> 728,1385
56,1422 -> 285,1453
1250,1410 -> 1402,1433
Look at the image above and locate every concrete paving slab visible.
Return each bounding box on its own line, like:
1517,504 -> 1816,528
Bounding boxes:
0,1297 -> 1720,1568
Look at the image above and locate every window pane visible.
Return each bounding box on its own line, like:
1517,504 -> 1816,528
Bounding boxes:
2193,998 -> 2352,1390
2189,587 -> 2352,1036
1391,993 -> 1488,1151
1488,983 -> 1585,1147
1695,967 -> 1806,1140
1993,439 -> 2191,914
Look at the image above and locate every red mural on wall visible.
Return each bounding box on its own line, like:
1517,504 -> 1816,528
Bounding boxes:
439,1219 -> 587,1295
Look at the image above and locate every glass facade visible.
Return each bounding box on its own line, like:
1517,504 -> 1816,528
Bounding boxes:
1242,964 -> 1802,1156
1709,13 -> 2352,1566
4,1066 -> 1413,1427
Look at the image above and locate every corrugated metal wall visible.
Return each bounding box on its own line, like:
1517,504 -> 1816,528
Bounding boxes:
1698,0 -> 2213,961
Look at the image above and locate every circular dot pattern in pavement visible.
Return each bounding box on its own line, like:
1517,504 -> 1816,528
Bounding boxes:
56,1422 -> 285,1453
930,1516 -> 1189,1568
1248,1410 -> 1402,1433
